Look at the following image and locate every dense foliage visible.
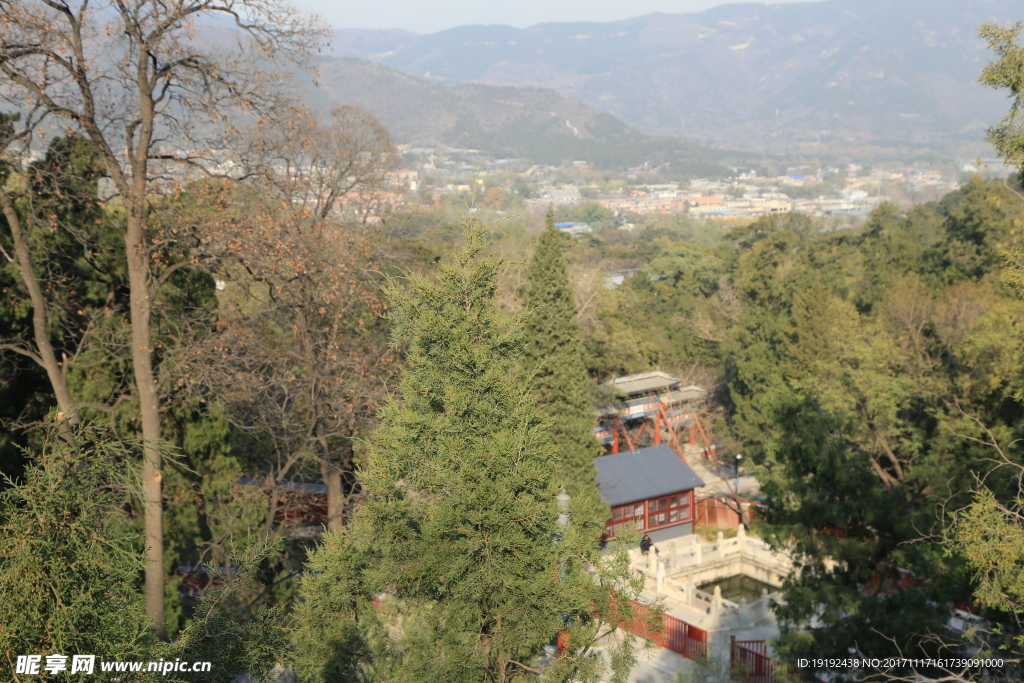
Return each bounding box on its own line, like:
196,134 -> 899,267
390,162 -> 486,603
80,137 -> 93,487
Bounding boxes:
0,428 -> 153,681
294,224 -> 652,683
523,208 -> 603,502
0,426 -> 285,683
2,14 -> 1024,682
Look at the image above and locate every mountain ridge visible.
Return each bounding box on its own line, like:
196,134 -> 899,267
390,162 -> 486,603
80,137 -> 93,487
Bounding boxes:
327,0 -> 1021,156
307,56 -> 737,173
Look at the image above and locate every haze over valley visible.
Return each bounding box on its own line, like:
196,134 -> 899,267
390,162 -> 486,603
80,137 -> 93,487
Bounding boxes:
324,0 -> 1017,161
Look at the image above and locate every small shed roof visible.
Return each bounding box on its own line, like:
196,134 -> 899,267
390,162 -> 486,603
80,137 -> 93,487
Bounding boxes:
595,445 -> 705,507
602,370 -> 680,397
663,385 -> 707,404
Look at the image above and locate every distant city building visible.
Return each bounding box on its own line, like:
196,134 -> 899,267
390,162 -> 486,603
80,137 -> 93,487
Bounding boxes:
539,184 -> 583,203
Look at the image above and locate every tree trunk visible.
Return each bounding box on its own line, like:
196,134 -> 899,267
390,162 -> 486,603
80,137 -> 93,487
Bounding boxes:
315,422 -> 344,533
319,459 -> 344,534
125,202 -> 165,638
0,192 -> 80,426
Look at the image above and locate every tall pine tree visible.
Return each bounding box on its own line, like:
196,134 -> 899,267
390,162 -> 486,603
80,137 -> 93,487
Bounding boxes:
523,207 -> 603,502
294,222 -> 653,683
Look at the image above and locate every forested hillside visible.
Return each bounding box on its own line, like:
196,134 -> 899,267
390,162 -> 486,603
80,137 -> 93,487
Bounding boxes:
306,56 -> 735,173
551,178 -> 1024,668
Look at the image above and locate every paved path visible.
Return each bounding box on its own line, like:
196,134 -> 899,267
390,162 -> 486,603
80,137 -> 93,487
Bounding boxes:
625,643 -> 694,682
591,625 -> 738,683
686,457 -> 761,500
590,628 -> 694,683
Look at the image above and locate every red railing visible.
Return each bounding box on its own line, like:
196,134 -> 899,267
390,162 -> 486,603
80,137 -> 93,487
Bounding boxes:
730,637 -> 786,683
620,600 -> 708,660
663,613 -> 708,659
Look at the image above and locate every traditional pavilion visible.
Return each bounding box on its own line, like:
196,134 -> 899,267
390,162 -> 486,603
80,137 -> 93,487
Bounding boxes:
592,371 -> 712,455
595,444 -> 705,543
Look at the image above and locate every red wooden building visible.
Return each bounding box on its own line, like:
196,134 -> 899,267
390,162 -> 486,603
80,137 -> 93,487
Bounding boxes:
596,444 -> 706,543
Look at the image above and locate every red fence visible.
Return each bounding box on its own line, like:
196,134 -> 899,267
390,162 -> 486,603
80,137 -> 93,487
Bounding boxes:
730,637 -> 786,683
620,601 -> 708,660
620,606 -> 784,681
663,613 -> 708,660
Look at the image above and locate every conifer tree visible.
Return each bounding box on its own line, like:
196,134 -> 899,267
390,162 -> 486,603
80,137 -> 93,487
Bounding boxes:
0,426 -> 290,682
979,22 -> 1024,180
0,427 -> 153,680
295,222 -> 653,683
523,207 -> 603,501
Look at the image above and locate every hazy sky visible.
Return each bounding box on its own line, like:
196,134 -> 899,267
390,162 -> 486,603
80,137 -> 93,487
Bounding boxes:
296,0 -> 823,34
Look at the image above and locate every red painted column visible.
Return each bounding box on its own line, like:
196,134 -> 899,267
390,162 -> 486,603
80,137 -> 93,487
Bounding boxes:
654,413 -> 662,446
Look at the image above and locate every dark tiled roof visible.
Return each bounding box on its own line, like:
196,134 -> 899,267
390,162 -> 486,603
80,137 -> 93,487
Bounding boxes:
595,445 -> 705,507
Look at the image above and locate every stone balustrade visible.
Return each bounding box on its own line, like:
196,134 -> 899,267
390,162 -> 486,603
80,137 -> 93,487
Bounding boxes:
629,525 -> 791,633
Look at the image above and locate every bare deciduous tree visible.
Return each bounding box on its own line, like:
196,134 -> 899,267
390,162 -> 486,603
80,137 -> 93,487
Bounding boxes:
179,106 -> 399,535
247,104 -> 399,224
0,0 -> 322,635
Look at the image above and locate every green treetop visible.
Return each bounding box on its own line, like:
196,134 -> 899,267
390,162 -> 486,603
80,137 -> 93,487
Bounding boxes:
523,207 -> 603,501
294,221 -> 653,683
980,22 -> 1024,181
0,427 -> 153,681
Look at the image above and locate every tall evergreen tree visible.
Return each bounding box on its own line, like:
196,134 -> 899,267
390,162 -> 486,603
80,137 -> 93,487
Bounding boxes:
295,222 -> 653,683
523,207 -> 603,501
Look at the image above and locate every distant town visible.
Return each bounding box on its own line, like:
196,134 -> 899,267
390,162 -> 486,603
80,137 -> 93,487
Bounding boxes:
360,144 -> 1017,225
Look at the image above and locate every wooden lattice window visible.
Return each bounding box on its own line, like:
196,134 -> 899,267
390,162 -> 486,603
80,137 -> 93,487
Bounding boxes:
647,492 -> 691,529
607,502 -> 645,534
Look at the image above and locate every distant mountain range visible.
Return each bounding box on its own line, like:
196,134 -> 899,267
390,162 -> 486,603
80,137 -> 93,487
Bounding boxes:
306,57 -> 738,174
326,0 -> 1021,158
